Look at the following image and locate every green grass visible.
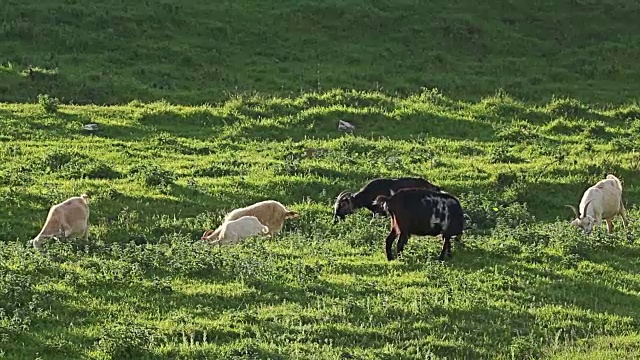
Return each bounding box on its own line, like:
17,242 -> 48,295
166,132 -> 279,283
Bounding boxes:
3,0 -> 640,358
2,90 -> 640,359
2,0 -> 640,105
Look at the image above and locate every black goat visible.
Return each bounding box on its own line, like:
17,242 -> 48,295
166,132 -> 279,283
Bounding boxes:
332,177 -> 440,223
373,188 -> 464,261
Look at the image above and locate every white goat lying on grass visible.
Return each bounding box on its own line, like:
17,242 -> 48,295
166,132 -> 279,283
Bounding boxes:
201,215 -> 269,245
566,174 -> 629,235
29,194 -> 90,249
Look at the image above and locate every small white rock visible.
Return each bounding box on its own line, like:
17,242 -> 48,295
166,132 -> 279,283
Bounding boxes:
338,120 -> 355,132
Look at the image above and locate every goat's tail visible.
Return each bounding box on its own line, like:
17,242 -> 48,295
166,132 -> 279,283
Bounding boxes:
606,174 -> 623,190
80,193 -> 89,204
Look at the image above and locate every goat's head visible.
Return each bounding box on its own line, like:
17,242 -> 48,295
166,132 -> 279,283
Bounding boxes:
333,191 -> 355,223
201,229 -> 216,241
27,238 -> 40,249
566,200 -> 595,235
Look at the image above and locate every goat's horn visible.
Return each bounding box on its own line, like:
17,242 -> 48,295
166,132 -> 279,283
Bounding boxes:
336,191 -> 351,200
583,200 -> 593,218
565,205 -> 579,218
201,229 -> 214,240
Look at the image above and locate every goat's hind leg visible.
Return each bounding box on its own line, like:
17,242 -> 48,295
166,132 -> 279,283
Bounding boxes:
620,202 -> 630,229
453,234 -> 465,249
384,228 -> 398,261
396,232 -> 410,260
438,235 -> 452,262
449,234 -> 460,257
81,223 -> 90,241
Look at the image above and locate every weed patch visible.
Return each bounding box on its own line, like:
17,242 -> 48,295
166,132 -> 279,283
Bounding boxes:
37,93 -> 59,114
128,164 -> 176,187
41,150 -> 120,179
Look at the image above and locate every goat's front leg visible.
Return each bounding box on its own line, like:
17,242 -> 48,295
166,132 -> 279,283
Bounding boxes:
384,228 -> 397,261
620,204 -> 630,229
606,219 -> 614,234
595,217 -> 603,231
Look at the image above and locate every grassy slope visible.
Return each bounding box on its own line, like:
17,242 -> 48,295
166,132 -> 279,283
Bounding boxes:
2,92 -> 640,359
1,0 -> 640,105
2,0 -> 640,359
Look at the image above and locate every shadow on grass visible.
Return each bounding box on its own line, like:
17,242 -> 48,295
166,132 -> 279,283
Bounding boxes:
5,328 -> 92,360
58,112 -> 155,140
0,192 -> 64,242
233,109 -> 497,143
449,244 -> 640,323
0,109 -> 156,141
137,108 -> 227,140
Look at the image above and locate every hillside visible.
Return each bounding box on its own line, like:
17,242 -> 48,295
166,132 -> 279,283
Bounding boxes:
3,0 -> 640,359
1,0 -> 640,105
2,91 -> 640,359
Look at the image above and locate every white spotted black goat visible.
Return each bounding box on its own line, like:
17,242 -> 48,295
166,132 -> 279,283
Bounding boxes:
373,188 -> 464,261
566,174 -> 629,235
333,177 -> 441,223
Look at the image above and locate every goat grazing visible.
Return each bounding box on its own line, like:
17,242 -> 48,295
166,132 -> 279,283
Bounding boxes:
201,215 -> 269,245
29,194 -> 90,250
373,188 -> 464,261
566,174 -> 629,235
333,177 -> 441,223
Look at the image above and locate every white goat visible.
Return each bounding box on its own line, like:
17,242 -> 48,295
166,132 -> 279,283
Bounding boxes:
566,174 -> 629,235
29,194 -> 90,249
201,215 -> 269,245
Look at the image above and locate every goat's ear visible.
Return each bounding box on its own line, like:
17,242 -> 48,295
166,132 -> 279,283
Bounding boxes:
285,211 -> 299,218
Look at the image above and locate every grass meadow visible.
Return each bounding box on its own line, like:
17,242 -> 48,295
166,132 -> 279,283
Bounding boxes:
2,0 -> 640,359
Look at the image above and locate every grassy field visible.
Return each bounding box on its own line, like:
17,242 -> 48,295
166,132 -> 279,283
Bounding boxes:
3,0 -> 640,359
2,91 -> 640,359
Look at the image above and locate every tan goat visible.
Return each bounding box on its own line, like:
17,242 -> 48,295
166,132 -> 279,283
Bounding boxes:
202,200 -> 298,240
223,200 -> 298,236
29,194 -> 90,249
